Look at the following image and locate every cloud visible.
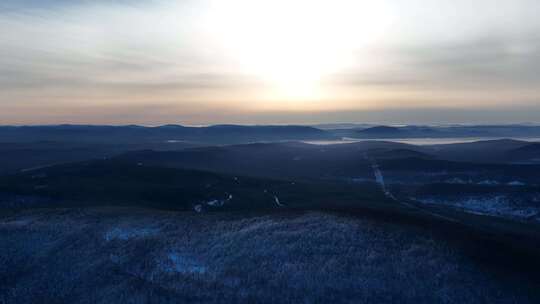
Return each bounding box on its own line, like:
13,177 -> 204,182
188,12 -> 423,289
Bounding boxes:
0,1 -> 262,95
330,34 -> 540,91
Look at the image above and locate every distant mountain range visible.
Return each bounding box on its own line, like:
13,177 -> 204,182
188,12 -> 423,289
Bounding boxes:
2,124 -> 540,144
0,124 -> 334,144
115,139 -> 540,177
330,124 -> 540,139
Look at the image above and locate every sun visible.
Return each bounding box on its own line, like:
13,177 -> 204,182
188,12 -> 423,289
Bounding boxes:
202,0 -> 394,100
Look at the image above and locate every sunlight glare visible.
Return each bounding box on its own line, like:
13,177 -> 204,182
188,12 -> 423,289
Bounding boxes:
203,0 -> 394,100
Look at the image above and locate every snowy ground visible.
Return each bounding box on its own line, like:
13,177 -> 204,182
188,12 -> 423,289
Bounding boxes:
1,208 -> 538,303
414,195 -> 540,222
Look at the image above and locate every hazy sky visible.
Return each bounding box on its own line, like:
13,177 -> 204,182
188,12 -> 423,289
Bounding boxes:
1,0 -> 540,125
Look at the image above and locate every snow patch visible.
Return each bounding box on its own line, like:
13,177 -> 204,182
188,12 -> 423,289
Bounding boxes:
274,195 -> 284,207
206,200 -> 220,206
204,193 -> 233,207
369,160 -> 395,200
443,178 -> 503,186
1,219 -> 32,227
104,227 -> 159,241
348,177 -> 371,183
477,180 -> 500,186
415,195 -> 540,221
160,252 -> 207,275
193,204 -> 203,213
445,178 -> 468,184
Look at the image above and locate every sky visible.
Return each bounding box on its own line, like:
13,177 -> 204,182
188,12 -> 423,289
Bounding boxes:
1,0 -> 540,125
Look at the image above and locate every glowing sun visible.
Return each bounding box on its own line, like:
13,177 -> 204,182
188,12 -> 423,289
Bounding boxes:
203,0 -> 394,99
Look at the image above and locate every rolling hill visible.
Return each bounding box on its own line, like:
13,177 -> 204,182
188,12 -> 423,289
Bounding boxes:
0,124 -> 335,144
0,159 -> 389,212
